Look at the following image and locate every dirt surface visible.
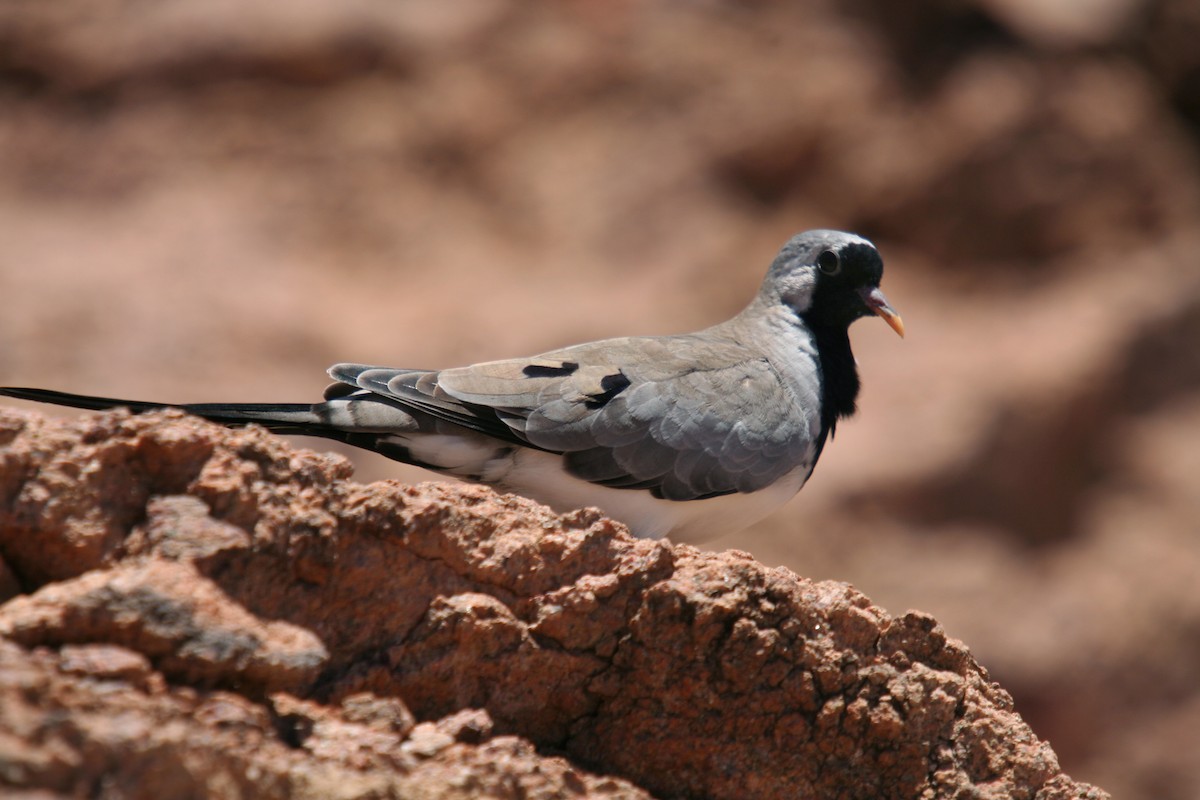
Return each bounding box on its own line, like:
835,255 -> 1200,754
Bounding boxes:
0,2 -> 1198,798
0,408 -> 1106,799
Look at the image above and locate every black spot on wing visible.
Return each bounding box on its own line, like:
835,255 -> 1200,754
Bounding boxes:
522,361 -> 580,378
584,372 -> 632,410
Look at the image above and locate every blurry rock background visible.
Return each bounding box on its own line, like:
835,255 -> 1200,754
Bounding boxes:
0,2 -> 1197,798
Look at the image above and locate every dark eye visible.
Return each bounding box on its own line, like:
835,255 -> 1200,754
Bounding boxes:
817,249 -> 841,275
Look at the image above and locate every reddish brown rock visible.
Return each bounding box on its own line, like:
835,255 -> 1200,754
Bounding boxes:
0,408 -> 1107,799
0,559 -> 329,695
0,639 -> 649,800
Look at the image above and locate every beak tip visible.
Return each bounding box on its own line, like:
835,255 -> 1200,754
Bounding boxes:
860,286 -> 905,339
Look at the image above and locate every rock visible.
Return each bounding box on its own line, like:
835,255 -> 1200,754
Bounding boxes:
0,639 -> 649,800
0,408 -> 1107,799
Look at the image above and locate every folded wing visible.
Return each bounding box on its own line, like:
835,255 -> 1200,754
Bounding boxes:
329,334 -> 816,501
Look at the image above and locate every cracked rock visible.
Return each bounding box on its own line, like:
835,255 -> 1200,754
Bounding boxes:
0,408 -> 1107,799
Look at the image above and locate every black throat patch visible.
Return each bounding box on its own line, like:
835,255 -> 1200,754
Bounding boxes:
806,324 -> 860,461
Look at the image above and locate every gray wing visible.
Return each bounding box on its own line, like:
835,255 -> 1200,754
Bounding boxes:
329,335 -> 818,501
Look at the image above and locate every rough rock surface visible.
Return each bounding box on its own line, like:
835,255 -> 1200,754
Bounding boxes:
0,408 -> 1106,799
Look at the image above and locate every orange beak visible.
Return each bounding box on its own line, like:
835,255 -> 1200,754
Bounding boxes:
859,286 -> 905,338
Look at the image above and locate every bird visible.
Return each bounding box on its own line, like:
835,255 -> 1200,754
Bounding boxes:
0,230 -> 902,539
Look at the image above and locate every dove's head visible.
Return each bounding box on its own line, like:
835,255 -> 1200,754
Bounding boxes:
764,229 -> 904,337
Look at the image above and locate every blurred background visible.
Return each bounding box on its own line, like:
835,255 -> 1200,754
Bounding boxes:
1,1 -> 1198,797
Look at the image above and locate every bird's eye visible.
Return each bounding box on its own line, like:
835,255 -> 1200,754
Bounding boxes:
817,249 -> 841,275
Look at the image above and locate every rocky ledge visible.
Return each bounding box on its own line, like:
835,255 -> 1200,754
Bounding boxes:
0,408 -> 1107,799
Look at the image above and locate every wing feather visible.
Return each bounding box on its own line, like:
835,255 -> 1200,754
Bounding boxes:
328,334 -> 817,501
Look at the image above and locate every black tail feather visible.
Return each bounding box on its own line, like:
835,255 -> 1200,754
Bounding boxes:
0,387 -> 170,414
0,387 -> 323,433
1,386 -> 430,464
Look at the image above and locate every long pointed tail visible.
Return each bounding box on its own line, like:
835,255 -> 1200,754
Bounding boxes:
2,385 -> 514,478
0,387 -> 324,434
